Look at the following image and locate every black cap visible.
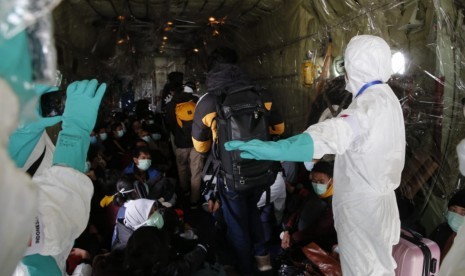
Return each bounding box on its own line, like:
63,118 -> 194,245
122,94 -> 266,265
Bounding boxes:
449,189 -> 465,208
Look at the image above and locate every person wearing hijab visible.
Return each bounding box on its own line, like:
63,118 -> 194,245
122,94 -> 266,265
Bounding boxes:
112,199 -> 164,250
225,35 -> 406,275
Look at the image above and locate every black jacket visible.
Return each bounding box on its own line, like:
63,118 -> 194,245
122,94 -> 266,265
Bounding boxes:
192,63 -> 285,153
166,92 -> 199,148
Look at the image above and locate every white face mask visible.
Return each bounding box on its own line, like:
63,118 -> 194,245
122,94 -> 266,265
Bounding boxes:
304,161 -> 315,171
137,159 -> 152,171
151,133 -> 162,141
116,129 -> 124,138
447,211 -> 465,232
311,178 -> 331,196
99,133 -> 108,141
142,135 -> 151,142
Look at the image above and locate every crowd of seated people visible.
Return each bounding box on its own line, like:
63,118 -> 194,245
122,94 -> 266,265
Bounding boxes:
57,96 -> 465,276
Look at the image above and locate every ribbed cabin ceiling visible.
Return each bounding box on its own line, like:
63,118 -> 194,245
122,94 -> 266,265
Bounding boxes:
54,0 -> 285,56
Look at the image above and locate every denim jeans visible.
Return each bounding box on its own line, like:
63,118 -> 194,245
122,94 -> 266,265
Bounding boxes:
218,178 -> 268,275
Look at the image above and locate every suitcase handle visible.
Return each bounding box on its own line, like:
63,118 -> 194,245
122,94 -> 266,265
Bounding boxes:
400,228 -> 432,276
401,228 -> 423,241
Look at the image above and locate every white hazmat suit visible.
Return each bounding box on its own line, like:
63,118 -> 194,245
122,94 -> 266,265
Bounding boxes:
0,79 -> 38,276
12,132 -> 94,275
303,35 -> 405,275
223,35 -> 406,275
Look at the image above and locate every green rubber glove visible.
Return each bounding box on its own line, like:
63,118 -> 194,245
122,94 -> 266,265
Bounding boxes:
22,254 -> 61,276
0,30 -> 37,124
8,84 -> 62,167
224,133 -> 314,162
53,79 -> 106,172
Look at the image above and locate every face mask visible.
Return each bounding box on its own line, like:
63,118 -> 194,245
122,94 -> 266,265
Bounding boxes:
312,178 -> 331,196
447,211 -> 465,232
151,133 -> 162,141
83,161 -> 91,174
116,129 -> 124,138
146,211 -> 164,229
304,161 -> 315,171
148,120 -> 155,125
137,159 -> 152,171
142,135 -> 151,142
99,133 -> 108,141
90,136 -> 97,144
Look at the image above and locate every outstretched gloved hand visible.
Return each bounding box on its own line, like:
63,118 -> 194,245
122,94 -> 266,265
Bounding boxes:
53,79 -> 106,172
224,133 -> 314,162
8,84 -> 62,167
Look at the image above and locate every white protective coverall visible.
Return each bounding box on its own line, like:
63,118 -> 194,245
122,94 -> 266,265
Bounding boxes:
1,81 -> 90,276
0,79 -> 38,276
304,35 -> 406,275
12,132 -> 94,275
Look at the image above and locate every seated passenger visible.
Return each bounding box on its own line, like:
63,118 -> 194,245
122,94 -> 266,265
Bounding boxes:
112,199 -> 165,250
104,122 -> 130,170
430,189 -> 465,263
123,147 -> 161,184
281,161 -> 337,251
124,227 -> 208,276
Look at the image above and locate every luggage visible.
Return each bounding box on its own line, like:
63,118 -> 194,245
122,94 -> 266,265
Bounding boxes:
215,85 -> 277,194
203,85 -> 278,196
393,229 -> 440,276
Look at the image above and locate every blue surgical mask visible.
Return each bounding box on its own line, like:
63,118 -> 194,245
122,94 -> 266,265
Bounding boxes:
116,129 -> 124,138
90,136 -> 97,144
312,178 -> 331,196
137,159 -> 152,171
142,135 -> 151,142
447,211 -> 465,232
151,133 -> 162,141
99,133 -> 108,141
146,211 -> 164,229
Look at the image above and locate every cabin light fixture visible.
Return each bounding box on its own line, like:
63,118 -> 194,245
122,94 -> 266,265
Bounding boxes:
117,15 -> 125,21
392,51 -> 405,74
193,48 -> 199,53
167,21 -> 173,25
117,39 -> 125,44
212,29 -> 220,36
163,36 -> 168,40
209,17 -> 216,22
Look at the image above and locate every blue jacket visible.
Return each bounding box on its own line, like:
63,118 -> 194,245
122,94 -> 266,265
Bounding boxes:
123,162 -> 161,182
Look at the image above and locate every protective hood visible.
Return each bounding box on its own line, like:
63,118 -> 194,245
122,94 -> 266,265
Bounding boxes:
344,35 -> 392,94
206,63 -> 250,95
124,199 -> 155,230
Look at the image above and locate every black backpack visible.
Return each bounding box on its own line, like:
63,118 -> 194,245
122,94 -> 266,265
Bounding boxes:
203,85 -> 278,196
